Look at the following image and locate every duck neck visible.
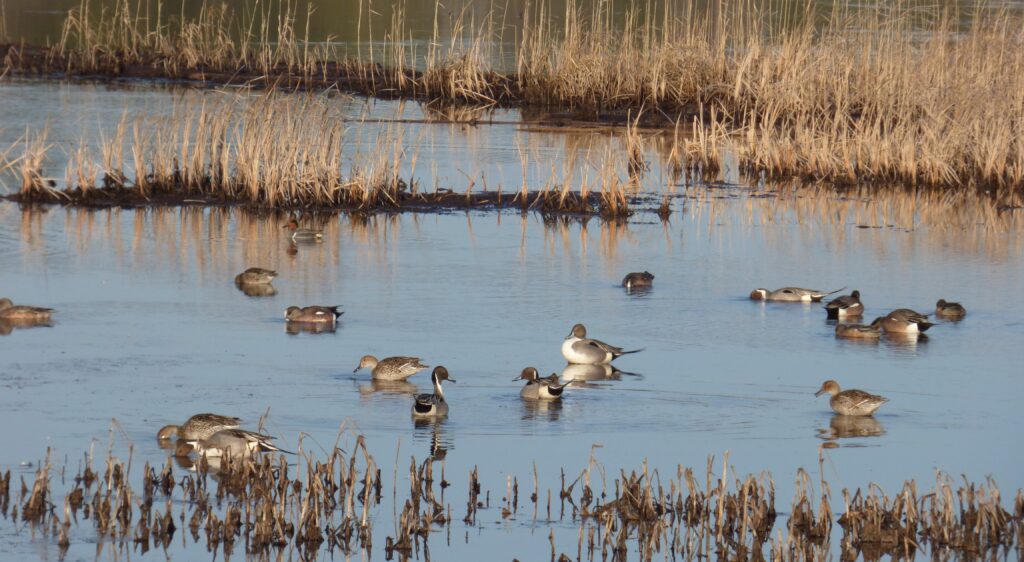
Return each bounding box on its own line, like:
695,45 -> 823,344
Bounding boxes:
433,375 -> 445,398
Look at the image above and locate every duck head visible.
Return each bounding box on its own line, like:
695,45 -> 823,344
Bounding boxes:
815,380 -> 841,397
354,355 -> 379,372
515,367 -> 540,382
749,288 -> 768,300
566,323 -> 587,339
431,366 -> 456,384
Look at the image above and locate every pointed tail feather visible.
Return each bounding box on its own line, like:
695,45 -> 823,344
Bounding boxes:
613,347 -> 644,357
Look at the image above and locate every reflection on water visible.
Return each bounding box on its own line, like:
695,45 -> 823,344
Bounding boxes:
359,379 -> 420,398
285,321 -> 338,335
413,419 -> 451,462
520,398 -> 563,423
561,363 -> 640,383
818,415 -> 886,446
0,318 -> 53,335
236,282 -> 278,297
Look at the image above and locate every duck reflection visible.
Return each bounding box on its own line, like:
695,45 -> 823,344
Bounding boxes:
285,321 -> 337,335
0,318 -> 53,335
561,363 -> 641,383
818,414 -> 886,445
520,398 -> 563,422
358,379 -> 419,399
236,282 -> 278,297
882,332 -> 928,354
413,418 -> 452,461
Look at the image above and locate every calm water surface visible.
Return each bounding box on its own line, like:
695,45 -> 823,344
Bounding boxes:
1,81 -> 1023,561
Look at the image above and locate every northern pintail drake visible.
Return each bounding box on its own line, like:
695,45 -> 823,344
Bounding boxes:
516,367 -> 568,400
561,323 -> 642,365
935,299 -> 967,319
835,319 -> 882,339
282,219 -> 323,241
0,298 -> 54,321
158,413 -> 241,441
181,428 -> 288,458
284,305 -> 343,323
412,366 -> 456,418
879,308 -> 933,334
824,290 -> 863,319
622,271 -> 654,290
815,380 -> 888,416
235,267 -> 277,285
354,355 -> 429,381
749,287 -> 842,302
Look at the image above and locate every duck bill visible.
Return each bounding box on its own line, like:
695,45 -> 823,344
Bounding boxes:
447,378 -> 457,384
352,366 -> 361,373
814,389 -> 826,397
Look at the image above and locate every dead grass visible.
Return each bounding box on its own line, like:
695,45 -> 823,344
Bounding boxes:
2,1 -> 1020,192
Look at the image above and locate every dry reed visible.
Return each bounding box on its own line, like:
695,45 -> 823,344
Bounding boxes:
2,0 -> 1021,191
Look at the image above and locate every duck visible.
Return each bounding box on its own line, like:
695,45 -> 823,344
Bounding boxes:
935,299 -> 967,319
879,308 -> 933,334
824,290 -> 863,319
354,355 -> 429,381
284,305 -> 343,323
0,298 -> 54,321
814,380 -> 888,416
749,287 -> 842,302
516,367 -> 568,400
412,366 -> 456,418
282,219 -> 323,242
835,319 -> 883,339
234,267 -> 277,285
179,428 -> 288,459
561,323 -> 642,365
158,413 -> 242,441
622,271 -> 654,290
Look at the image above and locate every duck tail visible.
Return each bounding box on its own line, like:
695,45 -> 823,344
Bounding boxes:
614,347 -> 645,357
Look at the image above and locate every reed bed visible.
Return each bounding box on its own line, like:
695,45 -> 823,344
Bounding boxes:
0,92 -> 640,217
3,0 -> 1022,192
3,434 -> 1021,561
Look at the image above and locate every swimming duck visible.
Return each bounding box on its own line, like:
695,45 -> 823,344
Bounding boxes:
0,298 -> 54,321
158,413 -> 242,441
879,309 -> 933,334
749,287 -> 842,302
412,366 -> 456,418
622,271 -> 654,290
835,319 -> 883,339
824,290 -> 863,319
282,219 -> 323,242
181,428 -> 288,458
935,299 -> 967,319
284,305 -> 343,323
561,323 -> 642,364
354,355 -> 429,381
814,380 -> 888,416
234,267 -> 277,285
516,367 -> 568,400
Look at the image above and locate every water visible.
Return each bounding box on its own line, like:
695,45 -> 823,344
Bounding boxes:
1,81 -> 1023,561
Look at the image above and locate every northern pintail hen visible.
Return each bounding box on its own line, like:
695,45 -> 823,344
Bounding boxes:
285,305 -> 343,323
158,413 -> 241,441
178,428 -> 288,458
815,380 -> 888,416
282,219 -> 323,242
935,299 -> 967,319
562,323 -> 642,365
749,287 -> 842,302
0,298 -> 54,321
412,367 -> 456,418
354,355 -> 428,381
879,308 -> 933,334
235,267 -> 277,285
516,367 -> 568,400
835,318 -> 882,339
622,271 -> 654,290
824,290 -> 863,319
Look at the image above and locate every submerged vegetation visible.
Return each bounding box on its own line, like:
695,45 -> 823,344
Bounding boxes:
3,432 -> 1021,561
2,0 -> 1023,193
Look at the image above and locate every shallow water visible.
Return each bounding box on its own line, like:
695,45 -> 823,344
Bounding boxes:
1,81 -> 1024,561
